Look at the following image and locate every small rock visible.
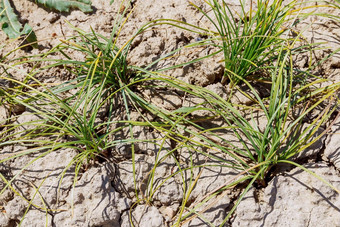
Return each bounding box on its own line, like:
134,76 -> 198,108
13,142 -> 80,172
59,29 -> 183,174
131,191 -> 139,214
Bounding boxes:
11,104 -> 25,115
159,206 -> 176,219
121,205 -> 164,227
20,210 -> 52,226
205,82 -> 228,99
116,155 -> 152,197
4,197 -> 26,220
15,112 -> 42,137
153,178 -> 183,206
0,212 -> 9,227
0,106 -> 8,127
89,202 -> 120,226
227,85 -> 257,105
184,195 -> 230,227
202,62 -> 224,86
46,12 -> 60,23
115,142 -> 132,158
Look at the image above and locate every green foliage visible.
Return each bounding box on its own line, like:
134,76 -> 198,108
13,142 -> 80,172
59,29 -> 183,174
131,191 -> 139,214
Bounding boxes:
168,48 -> 340,225
35,0 -> 92,13
190,0 -> 296,85
314,0 -> 340,22
0,0 -> 35,39
0,0 -> 92,42
0,0 -> 214,205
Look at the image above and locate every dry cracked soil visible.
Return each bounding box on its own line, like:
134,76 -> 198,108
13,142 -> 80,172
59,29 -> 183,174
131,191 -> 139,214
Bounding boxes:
1,0 -> 340,226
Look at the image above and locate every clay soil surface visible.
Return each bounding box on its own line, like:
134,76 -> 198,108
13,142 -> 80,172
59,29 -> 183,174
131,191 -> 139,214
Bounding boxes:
1,0 -> 340,226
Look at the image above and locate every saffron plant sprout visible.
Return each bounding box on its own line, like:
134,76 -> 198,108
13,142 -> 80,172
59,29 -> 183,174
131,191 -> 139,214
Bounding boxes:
163,46 -> 340,225
190,0 -> 299,85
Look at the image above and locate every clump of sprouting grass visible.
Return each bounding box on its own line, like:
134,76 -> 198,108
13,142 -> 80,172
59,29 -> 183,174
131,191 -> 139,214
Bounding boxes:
0,60 -> 129,173
188,0 -> 298,85
0,0 -> 226,214
0,60 -> 175,217
161,45 -> 340,225
0,0 -> 147,210
0,48 -> 233,225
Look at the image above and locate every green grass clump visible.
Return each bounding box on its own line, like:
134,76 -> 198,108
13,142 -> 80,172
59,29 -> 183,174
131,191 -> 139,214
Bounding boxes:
189,0 -> 298,85
168,46 -> 340,225
0,0 -> 221,210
